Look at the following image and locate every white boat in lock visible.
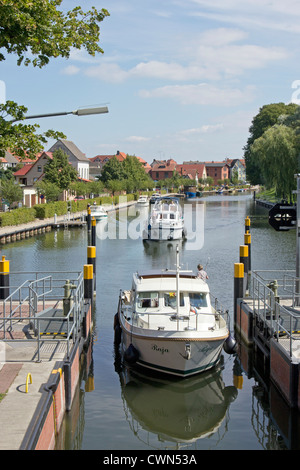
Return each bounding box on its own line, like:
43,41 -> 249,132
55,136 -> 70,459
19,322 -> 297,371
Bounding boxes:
114,247 -> 235,378
90,204 -> 108,221
142,196 -> 186,241
137,195 -> 149,206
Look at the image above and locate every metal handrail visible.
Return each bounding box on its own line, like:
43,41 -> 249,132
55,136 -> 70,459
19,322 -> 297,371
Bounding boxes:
0,270 -> 85,361
250,270 -> 300,358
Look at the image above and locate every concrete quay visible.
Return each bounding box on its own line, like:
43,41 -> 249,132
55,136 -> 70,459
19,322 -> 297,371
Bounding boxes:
0,343 -> 66,450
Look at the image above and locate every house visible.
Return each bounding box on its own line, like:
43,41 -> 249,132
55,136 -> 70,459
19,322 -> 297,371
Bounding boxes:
225,158 -> 246,182
13,151 -> 53,207
13,151 -> 52,187
0,150 -> 19,170
176,162 -> 207,181
49,139 -> 90,181
205,162 -> 230,185
89,151 -> 151,179
149,159 -> 177,181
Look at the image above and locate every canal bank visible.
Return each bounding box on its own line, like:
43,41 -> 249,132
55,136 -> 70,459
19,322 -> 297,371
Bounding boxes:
0,268 -> 93,450
233,216 -> 300,410
0,199 -> 137,244
0,198 -> 138,450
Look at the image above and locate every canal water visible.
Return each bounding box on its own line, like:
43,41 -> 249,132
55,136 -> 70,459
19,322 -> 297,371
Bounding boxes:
1,193 -> 297,450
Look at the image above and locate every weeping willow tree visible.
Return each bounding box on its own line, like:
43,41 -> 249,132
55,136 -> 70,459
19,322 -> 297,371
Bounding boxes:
250,124 -> 298,202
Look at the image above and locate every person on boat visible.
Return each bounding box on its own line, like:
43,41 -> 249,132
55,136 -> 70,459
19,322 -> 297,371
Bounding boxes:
197,264 -> 209,281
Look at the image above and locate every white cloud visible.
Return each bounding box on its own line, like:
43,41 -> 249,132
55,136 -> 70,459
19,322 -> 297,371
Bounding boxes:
125,136 -> 150,142
187,0 -> 300,33
61,65 -> 80,75
181,124 -> 224,135
139,83 -> 256,106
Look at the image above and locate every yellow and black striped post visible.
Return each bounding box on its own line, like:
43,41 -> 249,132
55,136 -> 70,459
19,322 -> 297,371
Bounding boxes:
239,245 -> 249,278
244,232 -> 251,271
234,263 -> 244,322
0,255 -> 9,299
84,264 -> 94,302
87,206 -> 91,232
87,246 -> 96,294
91,217 -> 96,246
245,216 -> 250,233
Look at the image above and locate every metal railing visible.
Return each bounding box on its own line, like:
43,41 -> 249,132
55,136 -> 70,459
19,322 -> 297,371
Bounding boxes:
249,270 -> 300,357
0,270 -> 85,361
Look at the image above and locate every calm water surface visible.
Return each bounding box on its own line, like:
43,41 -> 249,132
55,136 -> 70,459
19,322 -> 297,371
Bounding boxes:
2,194 -> 297,450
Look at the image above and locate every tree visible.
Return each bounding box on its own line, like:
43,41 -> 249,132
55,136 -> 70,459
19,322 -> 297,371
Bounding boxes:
0,178 -> 23,208
43,149 -> 78,190
0,1 -> 109,67
0,100 -> 66,159
0,1 -> 109,158
250,124 -> 297,202
35,180 -> 61,202
100,157 -> 127,184
244,102 -> 298,184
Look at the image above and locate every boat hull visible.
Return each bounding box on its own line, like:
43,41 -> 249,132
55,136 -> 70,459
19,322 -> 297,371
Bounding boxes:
119,322 -> 227,377
142,225 -> 185,241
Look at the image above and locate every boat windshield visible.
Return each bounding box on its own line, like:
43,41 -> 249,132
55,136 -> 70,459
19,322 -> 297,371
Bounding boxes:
189,293 -> 208,308
136,292 -> 159,309
164,292 -> 184,308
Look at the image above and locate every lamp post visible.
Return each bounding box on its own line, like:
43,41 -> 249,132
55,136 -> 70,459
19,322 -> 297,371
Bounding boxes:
10,105 -> 109,122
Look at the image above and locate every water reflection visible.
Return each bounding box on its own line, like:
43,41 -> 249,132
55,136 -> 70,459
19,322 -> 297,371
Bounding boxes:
114,353 -> 238,449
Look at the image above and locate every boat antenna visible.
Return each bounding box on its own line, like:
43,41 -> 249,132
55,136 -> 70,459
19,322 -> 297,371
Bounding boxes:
176,245 -> 180,316
204,256 -> 210,270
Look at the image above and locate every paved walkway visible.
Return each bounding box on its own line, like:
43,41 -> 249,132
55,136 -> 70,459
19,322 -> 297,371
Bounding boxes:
0,340 -> 67,450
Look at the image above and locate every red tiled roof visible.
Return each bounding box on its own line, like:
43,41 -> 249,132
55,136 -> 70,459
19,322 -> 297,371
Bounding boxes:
14,164 -> 34,176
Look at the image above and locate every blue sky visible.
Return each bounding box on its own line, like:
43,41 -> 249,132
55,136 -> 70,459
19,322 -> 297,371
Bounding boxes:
2,0 -> 300,164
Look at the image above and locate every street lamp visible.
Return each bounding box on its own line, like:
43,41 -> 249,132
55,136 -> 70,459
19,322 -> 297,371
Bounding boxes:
10,105 -> 109,122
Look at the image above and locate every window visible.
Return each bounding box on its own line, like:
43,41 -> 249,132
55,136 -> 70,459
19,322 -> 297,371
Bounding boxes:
164,292 -> 184,308
189,293 -> 208,308
136,292 -> 158,309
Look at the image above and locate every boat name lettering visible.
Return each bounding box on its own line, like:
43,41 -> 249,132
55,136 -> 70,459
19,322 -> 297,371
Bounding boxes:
152,344 -> 169,355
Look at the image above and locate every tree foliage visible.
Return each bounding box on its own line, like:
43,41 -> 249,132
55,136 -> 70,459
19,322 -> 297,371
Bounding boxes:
0,178 -> 23,207
43,148 -> 78,190
244,102 -> 298,184
0,1 -> 109,158
100,155 -> 153,191
250,124 -> 297,201
0,0 -> 109,67
0,100 -> 66,159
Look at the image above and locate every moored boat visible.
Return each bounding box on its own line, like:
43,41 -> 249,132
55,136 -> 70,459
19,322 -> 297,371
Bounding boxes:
137,195 -> 149,206
142,196 -> 186,241
114,247 -> 235,378
90,204 -> 108,221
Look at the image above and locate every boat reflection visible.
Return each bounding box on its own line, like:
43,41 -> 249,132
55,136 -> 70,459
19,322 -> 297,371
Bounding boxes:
115,357 -> 238,448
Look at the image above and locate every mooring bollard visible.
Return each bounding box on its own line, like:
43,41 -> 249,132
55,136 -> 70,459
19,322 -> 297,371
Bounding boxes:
244,232 -> 251,272
245,216 -> 250,233
91,218 -> 96,246
0,255 -> 9,299
87,206 -> 91,232
84,264 -> 94,303
87,246 -> 96,294
234,262 -> 244,323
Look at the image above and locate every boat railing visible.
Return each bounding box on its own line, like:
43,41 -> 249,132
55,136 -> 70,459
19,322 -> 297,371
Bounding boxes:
211,295 -> 230,329
249,270 -> 300,357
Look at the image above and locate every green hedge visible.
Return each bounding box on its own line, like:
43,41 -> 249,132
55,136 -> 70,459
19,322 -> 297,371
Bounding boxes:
0,194 -> 137,226
0,207 -> 36,227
